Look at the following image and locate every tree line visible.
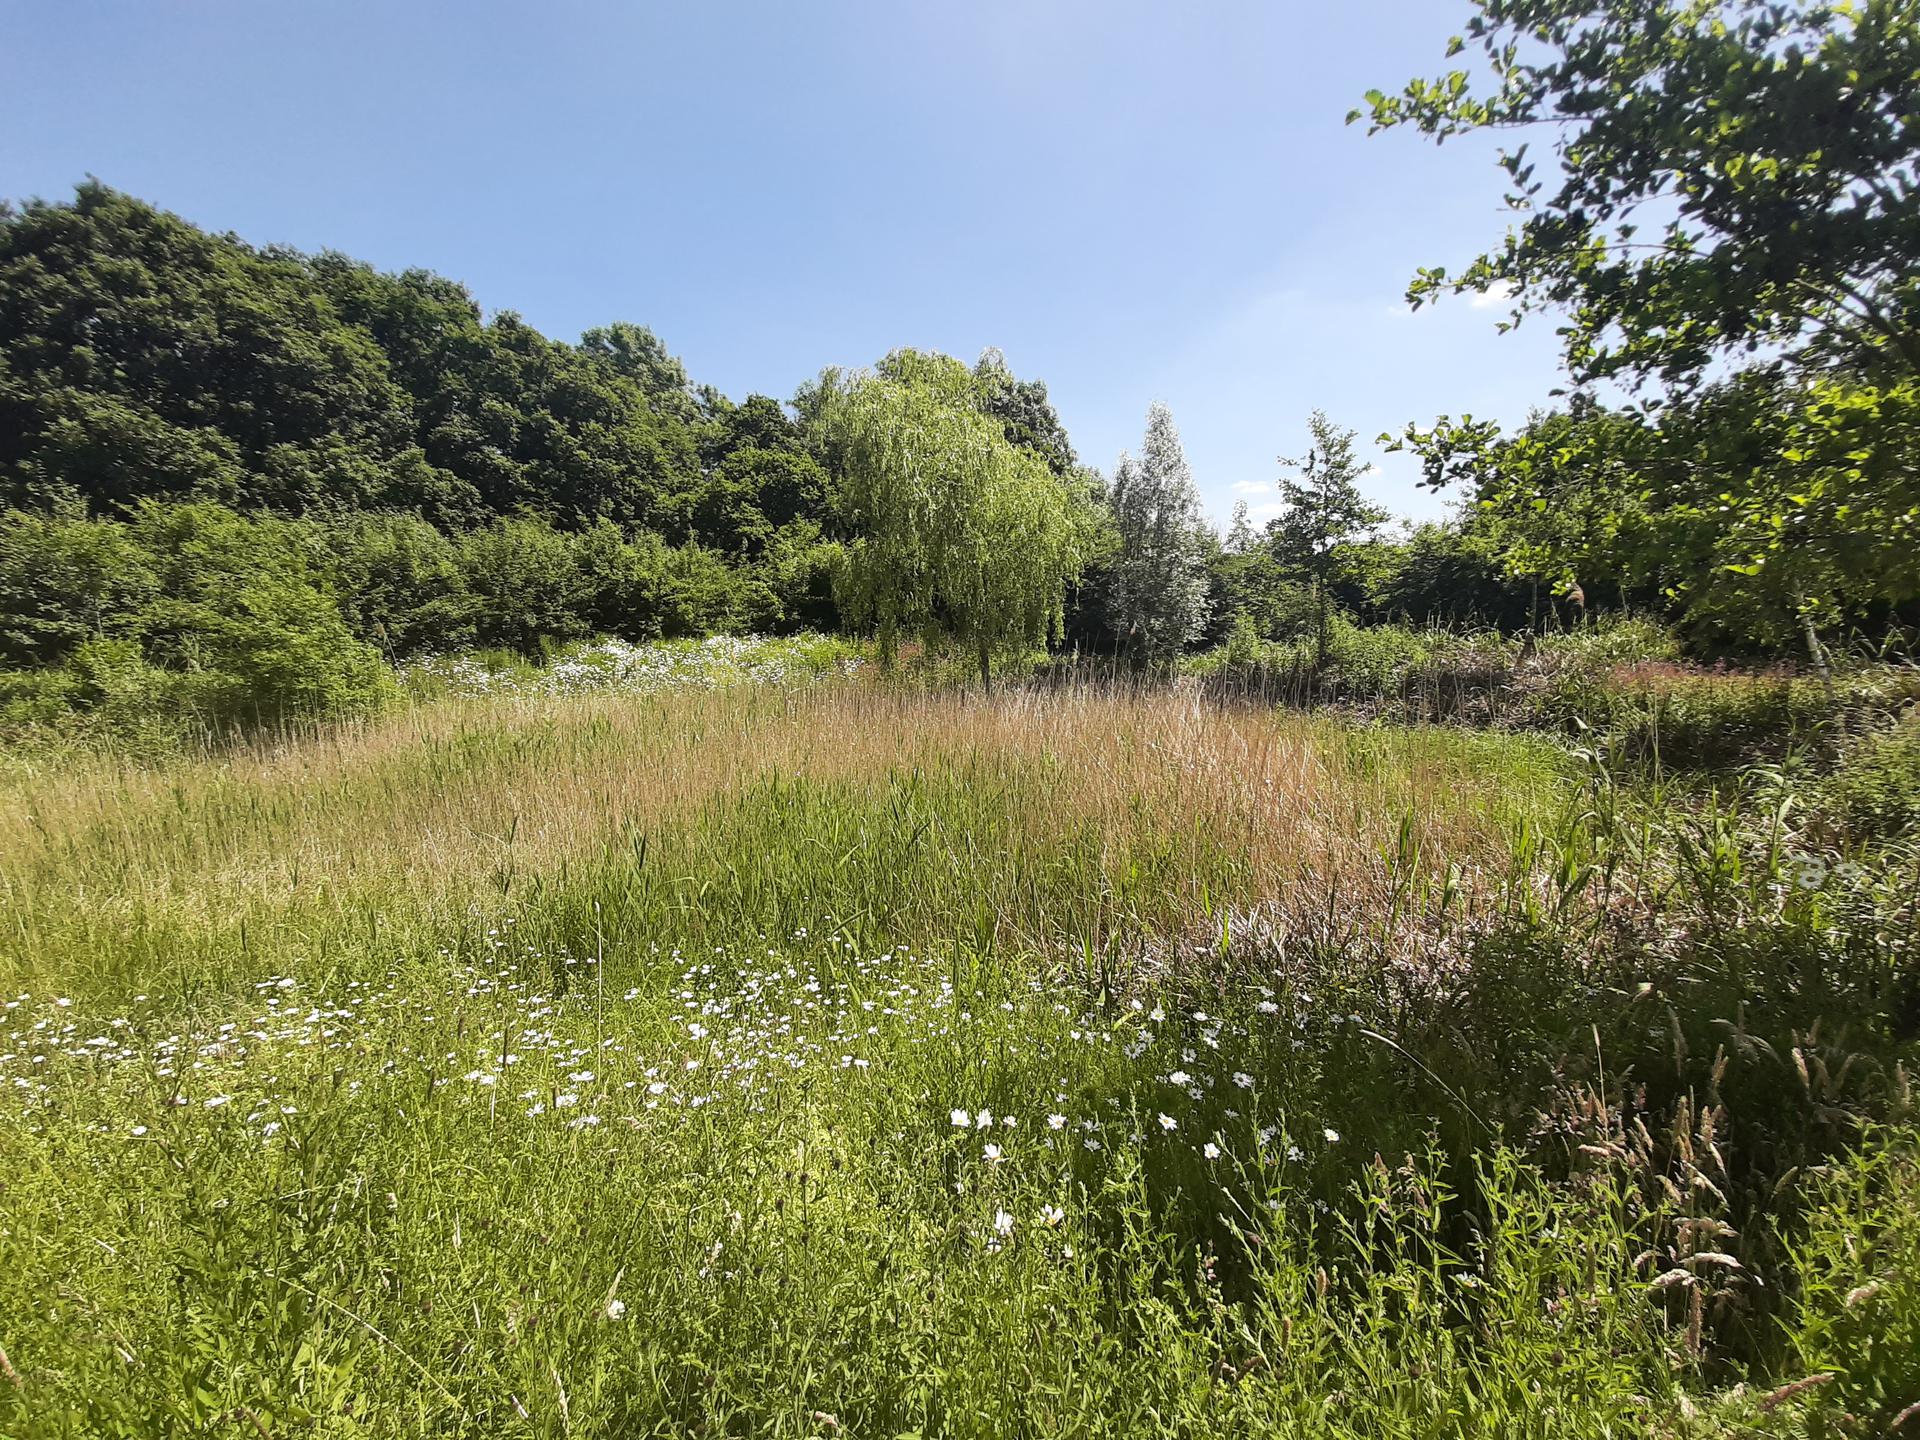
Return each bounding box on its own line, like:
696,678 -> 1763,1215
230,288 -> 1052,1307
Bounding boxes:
0,183 -> 1536,729
10,0 -> 1920,739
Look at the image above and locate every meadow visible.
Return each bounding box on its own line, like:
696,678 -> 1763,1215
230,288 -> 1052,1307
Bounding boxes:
1,647 -> 1916,1438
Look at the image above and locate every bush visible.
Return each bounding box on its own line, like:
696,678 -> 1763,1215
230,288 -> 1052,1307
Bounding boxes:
0,502 -> 393,747
322,512 -> 469,656
122,503 -> 394,728
0,505 -> 160,666
451,517 -> 589,655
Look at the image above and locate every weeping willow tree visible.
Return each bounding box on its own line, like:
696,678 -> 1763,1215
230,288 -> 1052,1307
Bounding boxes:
820,350 -> 1095,686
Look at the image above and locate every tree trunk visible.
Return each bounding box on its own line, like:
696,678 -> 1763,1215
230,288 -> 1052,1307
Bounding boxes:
1314,571 -> 1330,670
978,641 -> 992,693
1798,604 -> 1832,690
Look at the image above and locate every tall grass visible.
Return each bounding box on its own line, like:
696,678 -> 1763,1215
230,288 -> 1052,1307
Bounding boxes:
1,678 -> 1914,1436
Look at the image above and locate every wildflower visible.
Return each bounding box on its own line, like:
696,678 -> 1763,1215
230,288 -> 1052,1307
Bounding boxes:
1158,1113 -> 1177,1131
975,1108 -> 994,1129
951,1109 -> 970,1127
993,1209 -> 1015,1238
203,1095 -> 231,1109
1256,1000 -> 1280,1015
983,1143 -> 1002,1163
1046,1114 -> 1067,1130
1040,1204 -> 1065,1227
555,1093 -> 579,1108
1232,1072 -> 1254,1089
1167,1069 -> 1192,1086
1203,1142 -> 1222,1161
129,1125 -> 148,1137
606,1298 -> 627,1320
1323,1127 -> 1341,1143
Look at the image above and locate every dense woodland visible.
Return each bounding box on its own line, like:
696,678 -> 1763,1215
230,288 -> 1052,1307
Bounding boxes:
0,186 -> 1518,709
3,157 -> 1904,733
3,0 -> 1918,737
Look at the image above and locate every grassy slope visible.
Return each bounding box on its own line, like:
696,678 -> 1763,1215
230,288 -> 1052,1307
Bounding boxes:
0,680 -> 1913,1437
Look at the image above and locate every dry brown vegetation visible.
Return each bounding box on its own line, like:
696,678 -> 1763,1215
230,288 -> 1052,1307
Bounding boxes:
0,684 -> 1558,996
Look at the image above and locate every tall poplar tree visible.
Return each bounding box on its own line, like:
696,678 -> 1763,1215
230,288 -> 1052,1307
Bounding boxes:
1106,403 -> 1211,669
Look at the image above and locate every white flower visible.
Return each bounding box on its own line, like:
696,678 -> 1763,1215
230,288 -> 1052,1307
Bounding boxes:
975,1108 -> 994,1130
950,1108 -> 971,1128
555,1093 -> 579,1108
1203,1142 -> 1222,1161
1046,1114 -> 1067,1130
1158,1113 -> 1177,1131
129,1125 -> 148,1137
605,1298 -> 627,1320
1232,1072 -> 1254,1089
203,1096 -> 231,1109
1040,1204 -> 1065,1227
1167,1069 -> 1192,1086
983,1143 -> 1002,1162
1323,1127 -> 1341,1143
993,1209 -> 1015,1238
1256,1000 -> 1280,1014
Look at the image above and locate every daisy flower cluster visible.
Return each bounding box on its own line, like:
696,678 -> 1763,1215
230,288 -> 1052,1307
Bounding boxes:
398,635 -> 861,701
1,925 -> 1356,1241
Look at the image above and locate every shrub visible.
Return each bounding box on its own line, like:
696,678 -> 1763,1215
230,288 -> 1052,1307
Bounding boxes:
123,503 -> 394,727
322,511 -> 469,656
451,516 -> 588,655
0,502 -> 392,746
0,505 -> 160,666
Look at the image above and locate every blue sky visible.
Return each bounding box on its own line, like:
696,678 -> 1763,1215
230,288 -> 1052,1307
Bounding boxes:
2,1 -> 1566,526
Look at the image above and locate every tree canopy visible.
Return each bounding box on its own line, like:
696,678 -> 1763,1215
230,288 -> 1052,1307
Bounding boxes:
1355,0 -> 1920,392
818,351 -> 1097,684
1365,1 -> 1920,663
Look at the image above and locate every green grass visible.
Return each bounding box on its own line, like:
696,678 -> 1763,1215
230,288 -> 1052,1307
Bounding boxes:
1,672 -> 1915,1436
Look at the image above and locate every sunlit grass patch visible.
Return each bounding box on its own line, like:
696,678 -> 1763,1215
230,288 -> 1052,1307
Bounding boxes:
0,679 -> 1914,1435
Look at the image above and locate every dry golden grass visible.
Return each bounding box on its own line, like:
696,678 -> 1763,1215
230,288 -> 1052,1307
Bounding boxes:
0,683 -> 1563,993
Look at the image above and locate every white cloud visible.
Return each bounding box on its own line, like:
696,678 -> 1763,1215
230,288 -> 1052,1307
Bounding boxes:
1469,279 -> 1517,309
1231,479 -> 1271,494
